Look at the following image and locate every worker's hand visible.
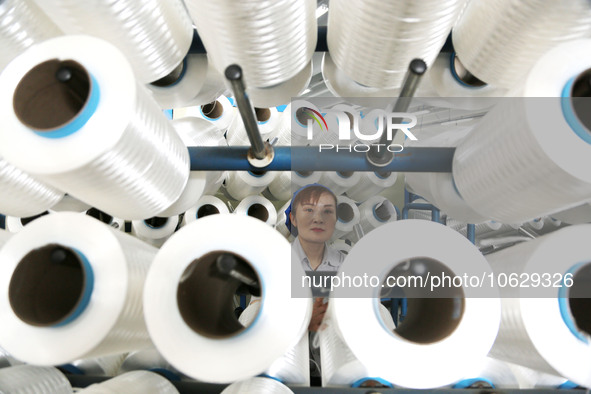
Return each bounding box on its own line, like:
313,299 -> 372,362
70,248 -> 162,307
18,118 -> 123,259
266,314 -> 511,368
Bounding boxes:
308,297 -> 328,332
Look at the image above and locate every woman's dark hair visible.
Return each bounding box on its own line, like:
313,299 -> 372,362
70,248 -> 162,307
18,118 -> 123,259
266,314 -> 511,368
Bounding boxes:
292,185 -> 337,216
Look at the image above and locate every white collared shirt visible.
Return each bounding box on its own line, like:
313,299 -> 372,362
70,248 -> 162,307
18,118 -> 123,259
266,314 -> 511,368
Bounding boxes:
292,237 -> 346,272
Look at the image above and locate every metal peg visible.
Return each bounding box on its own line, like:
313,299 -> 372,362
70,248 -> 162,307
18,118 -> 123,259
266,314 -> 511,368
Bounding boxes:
225,65 -> 274,167
367,59 -> 427,167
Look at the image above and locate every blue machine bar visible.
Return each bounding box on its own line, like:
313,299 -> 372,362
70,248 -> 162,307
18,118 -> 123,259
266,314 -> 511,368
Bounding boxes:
466,223 -> 476,244
188,146 -> 454,172
401,203 -> 442,222
0,214 -> 4,230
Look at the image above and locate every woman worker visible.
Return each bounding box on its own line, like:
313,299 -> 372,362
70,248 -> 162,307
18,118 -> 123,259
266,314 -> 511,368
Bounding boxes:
285,183 -> 346,331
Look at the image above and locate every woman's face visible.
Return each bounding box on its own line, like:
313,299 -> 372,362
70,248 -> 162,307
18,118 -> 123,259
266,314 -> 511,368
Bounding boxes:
291,192 -> 337,244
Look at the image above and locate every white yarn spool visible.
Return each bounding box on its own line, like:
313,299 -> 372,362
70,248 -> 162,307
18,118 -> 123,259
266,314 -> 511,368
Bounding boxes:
486,225 -> 591,387
328,0 -> 467,88
0,212 -> 157,365
542,217 -> 562,229
525,218 -> 545,231
551,202 -> 591,225
132,215 -> 179,248
319,171 -> 361,197
275,104 -> 292,146
292,171 -> 322,190
184,195 -> 231,226
51,194 -> 91,213
267,172 -> 292,202
159,117 -> 227,216
0,157 -> 64,218
118,349 -> 184,380
353,196 -> 397,240
36,0 -> 193,83
452,357 -> 519,389
404,172 -> 437,203
319,304 -> 395,387
453,40 -> 591,223
329,239 -> 352,255
507,363 -> 570,389
234,195 -> 277,227
405,172 -> 489,224
289,100 -> 323,146
185,0 -> 316,89
84,208 -> 125,232
143,215 -> 312,383
267,170 -> 323,202
452,0 -> 591,89
248,60 -> 313,108
276,201 -> 294,242
70,353 -> 127,376
0,229 -> 11,249
79,371 -> 179,394
6,211 -> 51,233
346,171 -> 398,203
320,104 -> 361,146
427,52 -> 507,105
239,302 -> 309,385
221,377 -> 294,394
321,53 -> 405,101
226,107 -> 281,146
0,0 -> 61,71
179,95 -> 236,136
0,35 -> 190,220
333,195 -> 360,239
225,171 -> 277,201
0,365 -> 71,394
331,220 -> 500,388
147,54 -> 226,110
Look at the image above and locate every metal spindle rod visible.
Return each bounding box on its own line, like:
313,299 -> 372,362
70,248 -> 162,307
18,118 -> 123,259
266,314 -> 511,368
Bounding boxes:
224,64 -> 271,165
367,59 -> 427,167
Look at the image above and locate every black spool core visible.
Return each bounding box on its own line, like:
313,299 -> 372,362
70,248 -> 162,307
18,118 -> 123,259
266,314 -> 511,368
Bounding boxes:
337,203 -> 354,223
374,203 -> 392,221
144,217 -> 168,229
568,263 -> 591,337
9,244 -> 86,327
150,61 -> 185,87
570,69 -> 591,134
295,107 -> 310,126
197,205 -> 220,218
254,107 -> 271,122
295,171 -> 312,177
177,251 -> 260,338
201,100 -> 223,119
85,208 -> 113,225
247,203 -> 269,222
337,171 -> 353,178
382,258 -> 465,344
452,55 -> 486,87
14,59 -> 91,130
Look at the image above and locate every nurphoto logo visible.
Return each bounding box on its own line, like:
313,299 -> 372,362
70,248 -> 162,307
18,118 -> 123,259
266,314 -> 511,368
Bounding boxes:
302,107 -> 418,153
